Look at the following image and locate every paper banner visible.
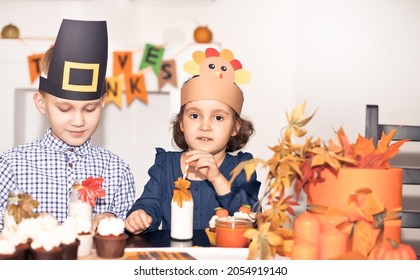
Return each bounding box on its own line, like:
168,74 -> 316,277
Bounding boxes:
139,43 -> 165,76
158,60 -> 178,90
27,53 -> 44,84
105,77 -> 123,109
125,72 -> 148,106
113,51 -> 133,78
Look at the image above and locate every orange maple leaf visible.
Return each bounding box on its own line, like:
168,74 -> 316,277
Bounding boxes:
173,177 -> 192,208
354,130 -> 408,168
244,223 -> 283,260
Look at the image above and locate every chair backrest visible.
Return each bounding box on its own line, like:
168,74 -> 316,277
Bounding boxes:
366,104 -> 420,258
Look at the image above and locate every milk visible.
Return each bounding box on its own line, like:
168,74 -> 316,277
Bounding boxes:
170,199 -> 194,240
69,183 -> 93,230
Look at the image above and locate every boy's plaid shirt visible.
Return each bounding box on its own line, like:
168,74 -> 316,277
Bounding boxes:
0,128 -> 136,231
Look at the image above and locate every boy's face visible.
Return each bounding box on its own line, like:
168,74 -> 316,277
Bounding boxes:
33,92 -> 105,147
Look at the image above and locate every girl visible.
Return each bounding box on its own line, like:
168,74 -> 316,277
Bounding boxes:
125,48 -> 260,234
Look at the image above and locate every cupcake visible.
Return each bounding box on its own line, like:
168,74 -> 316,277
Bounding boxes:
0,239 -> 19,260
57,224 -> 80,260
63,216 -> 93,258
28,218 -> 63,260
94,217 -> 127,259
1,221 -> 31,259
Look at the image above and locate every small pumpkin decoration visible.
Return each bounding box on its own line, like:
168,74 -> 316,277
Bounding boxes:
1,23 -> 20,39
371,238 -> 417,260
193,25 -> 212,44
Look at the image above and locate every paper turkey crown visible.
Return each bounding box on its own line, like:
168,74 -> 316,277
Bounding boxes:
181,48 -> 251,115
39,19 -> 108,101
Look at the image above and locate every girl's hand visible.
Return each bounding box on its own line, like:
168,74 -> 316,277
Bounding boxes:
125,209 -> 153,234
185,150 -> 222,183
185,150 -> 231,196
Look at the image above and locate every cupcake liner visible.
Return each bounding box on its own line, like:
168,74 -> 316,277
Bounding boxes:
94,233 -> 127,259
61,239 -> 80,260
29,246 -> 63,260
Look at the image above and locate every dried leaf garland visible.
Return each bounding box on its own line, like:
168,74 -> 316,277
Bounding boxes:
173,177 -> 192,208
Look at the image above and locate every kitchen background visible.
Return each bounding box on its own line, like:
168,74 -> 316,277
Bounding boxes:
1,0 -> 419,249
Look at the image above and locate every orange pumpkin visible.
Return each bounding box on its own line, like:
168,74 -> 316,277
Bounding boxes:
193,26 -> 212,44
372,238 -> 417,260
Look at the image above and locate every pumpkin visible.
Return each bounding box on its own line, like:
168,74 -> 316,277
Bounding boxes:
1,23 -> 20,39
193,26 -> 212,44
372,238 -> 417,260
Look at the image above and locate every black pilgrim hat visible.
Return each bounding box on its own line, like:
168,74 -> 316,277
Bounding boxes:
39,19 -> 108,100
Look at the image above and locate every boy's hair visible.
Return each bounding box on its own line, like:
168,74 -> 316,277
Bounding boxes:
170,106 -> 255,153
41,46 -> 54,76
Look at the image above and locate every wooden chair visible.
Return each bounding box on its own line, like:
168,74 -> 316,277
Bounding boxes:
366,104 -> 420,258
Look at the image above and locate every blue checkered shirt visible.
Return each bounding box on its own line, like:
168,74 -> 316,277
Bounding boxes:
0,128 -> 136,231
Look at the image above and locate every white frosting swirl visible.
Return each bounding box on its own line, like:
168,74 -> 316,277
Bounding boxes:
1,223 -> 28,246
209,211 -> 256,228
97,217 -> 125,236
208,215 -> 219,229
30,227 -> 61,251
56,224 -> 78,245
0,239 -> 16,255
64,216 -> 92,235
233,211 -> 256,222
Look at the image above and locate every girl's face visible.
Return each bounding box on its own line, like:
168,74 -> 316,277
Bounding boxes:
180,99 -> 239,155
33,92 -> 105,147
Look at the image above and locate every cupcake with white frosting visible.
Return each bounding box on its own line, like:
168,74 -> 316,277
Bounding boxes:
57,224 -> 80,260
1,224 -> 30,259
0,239 -> 19,260
63,216 -> 93,257
29,226 -> 63,260
94,217 -> 128,258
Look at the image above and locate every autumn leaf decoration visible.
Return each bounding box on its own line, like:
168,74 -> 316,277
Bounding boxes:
173,164 -> 192,208
7,193 -> 39,224
228,101 -> 408,259
74,177 -> 106,207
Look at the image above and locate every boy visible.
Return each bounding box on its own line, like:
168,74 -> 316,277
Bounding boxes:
0,19 -> 135,232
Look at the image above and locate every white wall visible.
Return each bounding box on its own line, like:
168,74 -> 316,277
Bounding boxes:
1,0 -> 419,248
0,0 -> 297,196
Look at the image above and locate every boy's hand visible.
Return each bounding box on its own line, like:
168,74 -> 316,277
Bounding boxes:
125,209 -> 153,234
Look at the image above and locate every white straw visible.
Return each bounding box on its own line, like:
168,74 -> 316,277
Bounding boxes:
183,164 -> 190,180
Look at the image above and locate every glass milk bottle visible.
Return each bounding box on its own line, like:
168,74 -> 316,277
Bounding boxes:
69,180 -> 92,230
170,193 -> 194,240
3,189 -> 25,229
